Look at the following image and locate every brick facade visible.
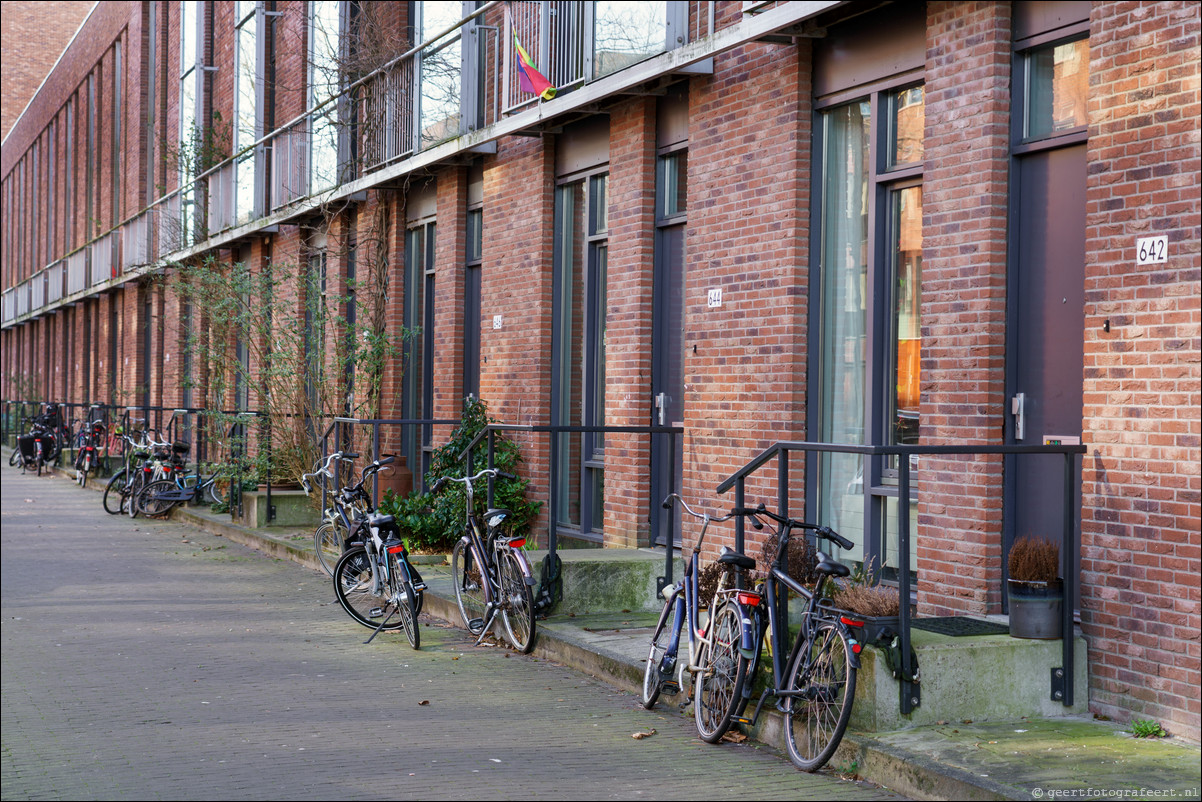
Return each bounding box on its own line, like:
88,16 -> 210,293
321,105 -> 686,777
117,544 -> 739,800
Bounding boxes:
2,1 -> 1198,739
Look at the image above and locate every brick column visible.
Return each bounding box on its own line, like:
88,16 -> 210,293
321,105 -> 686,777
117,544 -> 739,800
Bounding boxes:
916,1 -> 1012,617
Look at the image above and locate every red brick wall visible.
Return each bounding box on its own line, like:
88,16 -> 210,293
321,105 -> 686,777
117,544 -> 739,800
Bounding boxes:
916,1 -> 1012,616
604,96 -> 657,548
1082,0 -> 1201,742
683,35 -> 811,559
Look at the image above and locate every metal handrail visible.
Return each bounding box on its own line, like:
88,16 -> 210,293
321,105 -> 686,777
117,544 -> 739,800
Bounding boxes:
716,439 -> 1088,716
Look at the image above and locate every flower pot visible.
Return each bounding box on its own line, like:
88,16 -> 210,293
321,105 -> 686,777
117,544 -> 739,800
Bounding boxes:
1007,578 -> 1063,639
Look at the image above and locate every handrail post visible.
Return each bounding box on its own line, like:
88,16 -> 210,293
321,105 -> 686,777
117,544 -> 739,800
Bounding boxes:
548,429 -> 558,557
898,451 -> 918,714
486,428 -> 496,509
777,446 -> 789,629
1061,450 -> 1076,707
372,422 -> 381,507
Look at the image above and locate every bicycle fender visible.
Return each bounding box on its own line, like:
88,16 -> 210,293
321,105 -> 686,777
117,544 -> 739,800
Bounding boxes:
736,603 -> 758,661
836,620 -> 863,671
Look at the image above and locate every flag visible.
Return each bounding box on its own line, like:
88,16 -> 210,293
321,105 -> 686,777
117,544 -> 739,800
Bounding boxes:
513,30 -> 556,101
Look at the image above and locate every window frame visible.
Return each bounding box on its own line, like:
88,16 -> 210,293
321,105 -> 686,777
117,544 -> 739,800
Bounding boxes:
808,74 -> 925,576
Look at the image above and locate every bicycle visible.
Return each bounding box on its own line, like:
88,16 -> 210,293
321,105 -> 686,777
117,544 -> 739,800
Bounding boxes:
134,462 -> 229,517
716,503 -> 861,772
301,451 -> 369,577
102,431 -> 151,515
434,467 -> 537,654
73,418 -> 107,488
642,494 -> 764,746
330,456 -> 426,649
14,416 -> 58,475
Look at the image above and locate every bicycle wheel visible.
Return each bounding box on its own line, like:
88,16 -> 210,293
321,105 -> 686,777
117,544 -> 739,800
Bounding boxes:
313,520 -> 347,577
206,474 -> 229,506
77,452 -> 92,488
693,601 -> 748,744
102,469 -> 128,514
451,538 -> 487,635
784,621 -> 857,772
642,603 -> 678,710
499,550 -> 536,654
8,448 -> 18,467
137,479 -> 181,518
395,575 -> 421,650
127,472 -> 145,518
332,547 -> 405,631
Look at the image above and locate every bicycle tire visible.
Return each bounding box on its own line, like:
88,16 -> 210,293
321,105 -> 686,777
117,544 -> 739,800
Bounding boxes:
332,547 -> 405,632
499,550 -> 536,654
206,475 -> 229,506
77,452 -> 92,488
784,621 -> 857,772
127,472 -> 145,518
314,520 -> 346,577
137,479 -> 182,518
642,602 -> 677,710
451,538 -> 487,635
8,448 -> 18,467
396,578 -> 421,650
102,469 -> 128,514
693,601 -> 748,744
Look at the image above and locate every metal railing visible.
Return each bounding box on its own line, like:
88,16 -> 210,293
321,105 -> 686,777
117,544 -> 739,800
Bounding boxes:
715,439 -> 1088,716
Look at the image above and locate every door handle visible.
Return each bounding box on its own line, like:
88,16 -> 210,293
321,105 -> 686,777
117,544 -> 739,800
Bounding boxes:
655,393 -> 667,426
1011,393 -> 1026,441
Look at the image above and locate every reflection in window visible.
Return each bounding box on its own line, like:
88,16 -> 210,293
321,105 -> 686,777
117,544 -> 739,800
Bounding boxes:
889,186 -> 922,456
1026,38 -> 1089,139
889,86 -> 924,168
594,1 -> 667,79
234,2 -> 258,223
310,0 -> 341,192
419,1 -> 462,149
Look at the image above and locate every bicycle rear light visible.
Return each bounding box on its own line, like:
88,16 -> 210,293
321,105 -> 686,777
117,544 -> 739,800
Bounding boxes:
508,538 -> 527,549
840,615 -> 865,628
736,592 -> 761,607
386,544 -> 405,555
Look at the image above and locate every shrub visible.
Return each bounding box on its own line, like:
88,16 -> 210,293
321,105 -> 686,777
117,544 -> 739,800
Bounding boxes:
378,398 -> 541,553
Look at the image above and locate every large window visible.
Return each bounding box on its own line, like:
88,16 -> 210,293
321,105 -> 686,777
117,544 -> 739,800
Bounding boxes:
418,1 -> 463,149
179,1 -> 199,246
234,1 -> 259,224
552,172 -> 608,538
464,206 -> 482,400
310,0 -> 342,192
403,221 -> 436,484
813,84 -> 924,571
593,1 -> 668,78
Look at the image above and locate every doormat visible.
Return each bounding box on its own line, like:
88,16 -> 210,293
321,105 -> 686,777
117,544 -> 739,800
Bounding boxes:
911,617 -> 1010,637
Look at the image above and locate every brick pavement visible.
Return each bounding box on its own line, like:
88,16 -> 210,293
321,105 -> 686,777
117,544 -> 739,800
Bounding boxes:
1,468 -> 904,801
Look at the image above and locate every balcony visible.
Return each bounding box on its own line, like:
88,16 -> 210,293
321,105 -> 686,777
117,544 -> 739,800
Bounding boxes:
4,1 -> 841,327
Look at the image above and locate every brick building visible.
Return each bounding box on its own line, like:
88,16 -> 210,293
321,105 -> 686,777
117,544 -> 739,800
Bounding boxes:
1,1 -> 1198,739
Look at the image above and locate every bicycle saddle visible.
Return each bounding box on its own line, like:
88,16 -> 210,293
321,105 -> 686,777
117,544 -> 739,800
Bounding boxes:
815,552 -> 851,577
717,546 -> 757,571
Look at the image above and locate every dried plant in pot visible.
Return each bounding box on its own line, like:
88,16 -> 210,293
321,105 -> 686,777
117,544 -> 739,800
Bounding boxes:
829,559 -> 901,644
1007,535 -> 1063,639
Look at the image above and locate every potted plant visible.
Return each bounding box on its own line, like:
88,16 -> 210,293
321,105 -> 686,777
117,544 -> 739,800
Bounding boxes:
828,559 -> 901,643
1007,535 -> 1062,639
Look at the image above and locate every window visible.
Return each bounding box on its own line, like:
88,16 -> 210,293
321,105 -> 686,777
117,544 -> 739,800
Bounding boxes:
180,1 -> 200,245
813,84 -> 924,570
234,1 -> 260,223
418,0 -> 463,149
552,172 -> 608,538
310,0 -> 342,192
464,206 -> 482,400
403,221 -> 436,484
1022,37 -> 1088,141
593,1 -> 669,79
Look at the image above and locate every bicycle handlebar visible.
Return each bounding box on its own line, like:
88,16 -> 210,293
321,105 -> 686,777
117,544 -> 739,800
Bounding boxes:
430,468 -> 516,494
740,503 -> 856,550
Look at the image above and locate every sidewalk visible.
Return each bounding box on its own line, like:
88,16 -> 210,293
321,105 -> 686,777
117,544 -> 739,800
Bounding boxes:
29,457 -> 1202,801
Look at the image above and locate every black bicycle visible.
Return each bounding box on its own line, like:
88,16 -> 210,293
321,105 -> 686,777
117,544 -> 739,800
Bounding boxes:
718,503 -> 861,772
330,456 -> 426,649
435,468 -> 537,654
134,463 -> 229,517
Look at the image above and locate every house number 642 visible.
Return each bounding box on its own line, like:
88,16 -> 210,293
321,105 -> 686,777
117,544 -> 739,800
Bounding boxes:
1136,236 -> 1167,265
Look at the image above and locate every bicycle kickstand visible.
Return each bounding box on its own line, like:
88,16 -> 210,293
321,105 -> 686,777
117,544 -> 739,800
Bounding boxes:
363,606 -> 398,645
473,604 -> 502,647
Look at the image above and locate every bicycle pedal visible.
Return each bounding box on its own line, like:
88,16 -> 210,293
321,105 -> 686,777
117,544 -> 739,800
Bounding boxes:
660,681 -> 681,695
412,582 -> 427,592
369,607 -> 385,618
730,716 -> 754,726
468,617 -> 485,631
